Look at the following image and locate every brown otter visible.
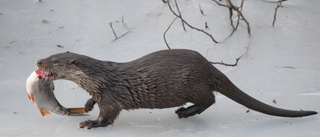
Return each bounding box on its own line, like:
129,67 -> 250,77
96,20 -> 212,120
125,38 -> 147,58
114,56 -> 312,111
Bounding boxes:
37,49 -> 317,129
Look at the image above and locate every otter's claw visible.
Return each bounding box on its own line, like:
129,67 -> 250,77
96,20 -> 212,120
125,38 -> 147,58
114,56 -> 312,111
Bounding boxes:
78,120 -> 97,129
78,120 -> 107,129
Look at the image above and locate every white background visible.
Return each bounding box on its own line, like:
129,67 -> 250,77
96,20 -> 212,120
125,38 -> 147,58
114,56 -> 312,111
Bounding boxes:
0,0 -> 319,136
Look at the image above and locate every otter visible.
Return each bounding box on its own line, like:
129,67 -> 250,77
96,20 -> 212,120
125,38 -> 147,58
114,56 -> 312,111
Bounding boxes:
37,49 -> 317,129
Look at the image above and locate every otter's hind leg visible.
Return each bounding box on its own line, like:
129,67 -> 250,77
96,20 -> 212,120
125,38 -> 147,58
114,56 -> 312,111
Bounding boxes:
175,92 -> 215,118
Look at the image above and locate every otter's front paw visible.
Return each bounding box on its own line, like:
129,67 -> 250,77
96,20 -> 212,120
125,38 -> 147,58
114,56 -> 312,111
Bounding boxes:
78,120 -> 108,129
84,98 -> 96,112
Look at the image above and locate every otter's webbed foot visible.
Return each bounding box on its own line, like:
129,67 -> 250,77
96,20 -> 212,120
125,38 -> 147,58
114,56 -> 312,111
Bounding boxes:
78,120 -> 108,129
175,105 -> 207,118
176,107 -> 190,118
84,98 -> 96,112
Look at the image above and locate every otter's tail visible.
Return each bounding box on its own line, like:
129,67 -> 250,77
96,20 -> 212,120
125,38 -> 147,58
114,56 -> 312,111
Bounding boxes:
217,76 -> 317,117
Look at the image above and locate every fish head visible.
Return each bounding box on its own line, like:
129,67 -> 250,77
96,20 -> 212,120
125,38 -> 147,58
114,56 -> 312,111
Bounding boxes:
26,71 -> 39,97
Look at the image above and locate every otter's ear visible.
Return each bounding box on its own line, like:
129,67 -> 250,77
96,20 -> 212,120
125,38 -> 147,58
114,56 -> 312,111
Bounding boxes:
70,59 -> 78,66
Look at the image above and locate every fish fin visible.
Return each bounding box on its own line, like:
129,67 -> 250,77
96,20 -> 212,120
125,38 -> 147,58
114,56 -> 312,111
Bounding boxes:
40,109 -> 51,116
27,94 -> 31,100
68,108 -> 86,114
36,82 -> 41,93
28,94 -> 35,104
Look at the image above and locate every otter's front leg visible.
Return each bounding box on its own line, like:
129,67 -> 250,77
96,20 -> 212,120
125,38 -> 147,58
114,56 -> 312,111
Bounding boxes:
78,101 -> 121,129
84,98 -> 96,112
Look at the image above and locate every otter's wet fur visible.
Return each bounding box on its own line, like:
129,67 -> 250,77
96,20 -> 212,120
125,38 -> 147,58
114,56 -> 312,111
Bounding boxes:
37,49 -> 317,129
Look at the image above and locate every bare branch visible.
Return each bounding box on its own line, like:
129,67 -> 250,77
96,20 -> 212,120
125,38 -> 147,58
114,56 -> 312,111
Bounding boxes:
213,0 -> 251,37
210,57 -> 241,67
167,0 -> 218,43
205,22 -> 209,29
199,4 -> 204,15
227,0 -> 250,35
272,0 -> 283,27
174,0 -> 186,31
111,31 -> 130,42
121,15 -> 129,29
109,16 -> 130,42
109,22 -> 118,39
212,0 -> 228,7
163,17 -> 178,49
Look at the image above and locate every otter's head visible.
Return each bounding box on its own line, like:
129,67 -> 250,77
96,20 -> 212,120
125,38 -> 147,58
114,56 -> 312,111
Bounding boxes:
37,51 -> 86,81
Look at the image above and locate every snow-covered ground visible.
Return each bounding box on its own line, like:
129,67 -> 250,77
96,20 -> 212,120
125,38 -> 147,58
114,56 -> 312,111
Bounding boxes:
1,0 -> 319,136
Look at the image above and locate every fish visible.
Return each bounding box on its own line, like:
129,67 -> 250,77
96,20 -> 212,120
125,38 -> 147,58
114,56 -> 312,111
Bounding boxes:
26,69 -> 86,116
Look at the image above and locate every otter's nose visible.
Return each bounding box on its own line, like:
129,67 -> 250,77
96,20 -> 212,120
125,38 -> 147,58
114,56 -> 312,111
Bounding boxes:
37,60 -> 43,67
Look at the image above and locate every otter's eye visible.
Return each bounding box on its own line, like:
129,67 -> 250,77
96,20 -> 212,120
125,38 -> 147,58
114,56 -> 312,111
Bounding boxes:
52,60 -> 57,64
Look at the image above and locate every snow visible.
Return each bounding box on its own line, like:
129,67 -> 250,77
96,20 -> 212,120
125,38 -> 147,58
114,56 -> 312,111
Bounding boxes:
0,0 -> 319,136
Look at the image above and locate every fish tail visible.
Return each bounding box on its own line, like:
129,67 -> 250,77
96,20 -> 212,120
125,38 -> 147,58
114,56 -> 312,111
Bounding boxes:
67,108 -> 86,114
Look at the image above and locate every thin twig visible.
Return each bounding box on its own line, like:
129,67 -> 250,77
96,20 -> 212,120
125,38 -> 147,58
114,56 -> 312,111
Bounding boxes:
109,16 -> 130,42
111,31 -> 130,42
212,0 -> 228,7
174,0 -> 186,31
210,57 -> 241,67
226,0 -> 245,38
163,17 -> 178,49
121,15 -> 129,29
213,0 -> 251,37
229,0 -> 250,35
167,0 -> 218,43
205,22 -> 209,29
109,22 -> 118,39
272,0 -> 283,27
199,4 -> 204,15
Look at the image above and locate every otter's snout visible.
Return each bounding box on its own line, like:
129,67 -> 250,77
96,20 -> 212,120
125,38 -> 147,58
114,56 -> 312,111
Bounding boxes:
37,59 -> 44,68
